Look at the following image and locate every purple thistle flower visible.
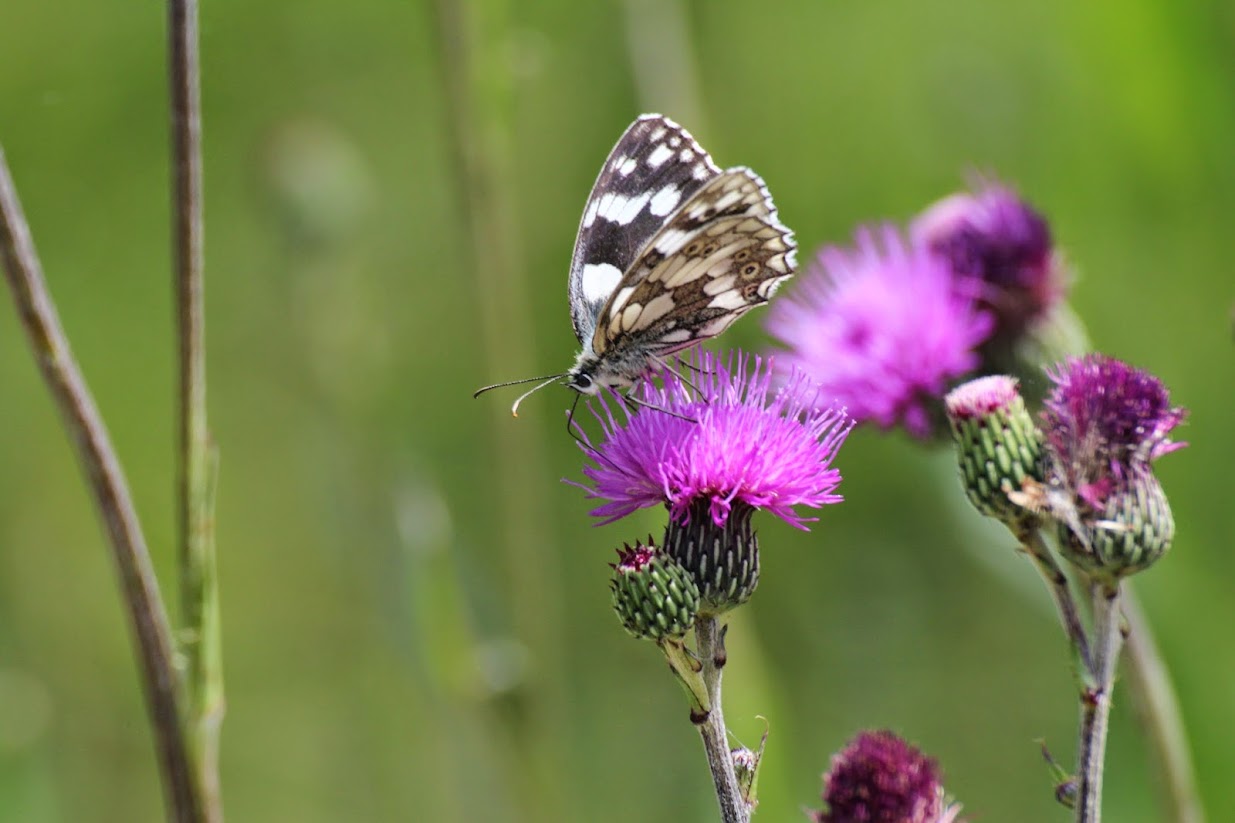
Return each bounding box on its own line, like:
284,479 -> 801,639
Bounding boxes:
573,350 -> 851,530
1042,354 -> 1186,510
912,180 -> 1063,338
812,730 -> 960,823
1041,354 -> 1186,578
765,225 -> 993,438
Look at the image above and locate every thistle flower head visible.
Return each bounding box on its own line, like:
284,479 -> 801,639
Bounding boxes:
573,350 -> 852,530
812,731 -> 960,823
912,180 -> 1063,337
1041,355 -> 1187,578
766,226 -> 993,439
1042,354 -> 1186,509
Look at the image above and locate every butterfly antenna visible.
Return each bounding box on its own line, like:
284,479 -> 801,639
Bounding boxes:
510,376 -> 564,417
473,373 -> 565,400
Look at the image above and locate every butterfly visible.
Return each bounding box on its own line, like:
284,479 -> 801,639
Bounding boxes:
475,114 -> 796,415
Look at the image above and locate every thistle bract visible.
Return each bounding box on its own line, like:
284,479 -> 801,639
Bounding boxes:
945,375 -> 1044,532
610,542 -> 700,641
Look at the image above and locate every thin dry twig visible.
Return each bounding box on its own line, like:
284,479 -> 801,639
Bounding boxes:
0,148 -> 203,822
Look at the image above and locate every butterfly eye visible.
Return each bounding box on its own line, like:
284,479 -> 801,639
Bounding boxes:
572,373 -> 594,391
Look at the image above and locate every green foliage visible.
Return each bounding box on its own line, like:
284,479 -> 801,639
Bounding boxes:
0,1 -> 1231,821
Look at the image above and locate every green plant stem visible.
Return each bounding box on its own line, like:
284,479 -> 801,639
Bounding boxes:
1019,528 -> 1091,674
1076,581 -> 1124,823
0,149 -> 203,822
695,616 -> 747,823
429,0 -> 566,818
168,0 -> 224,819
1121,586 -> 1205,823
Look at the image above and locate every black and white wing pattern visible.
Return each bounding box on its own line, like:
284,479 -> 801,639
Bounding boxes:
591,167 -> 795,362
552,112 -> 796,398
567,115 -> 721,346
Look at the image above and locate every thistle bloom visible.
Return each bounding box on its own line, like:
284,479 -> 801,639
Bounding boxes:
573,350 -> 851,612
912,180 -> 1063,339
765,226 -> 993,438
812,731 -> 961,823
1041,354 -> 1187,577
573,350 -> 851,530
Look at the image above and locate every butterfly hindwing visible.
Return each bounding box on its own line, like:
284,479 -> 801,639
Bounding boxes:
592,167 -> 796,358
567,115 -> 721,346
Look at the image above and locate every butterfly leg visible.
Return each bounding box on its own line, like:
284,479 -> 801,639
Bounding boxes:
654,355 -> 710,403
622,383 -> 698,422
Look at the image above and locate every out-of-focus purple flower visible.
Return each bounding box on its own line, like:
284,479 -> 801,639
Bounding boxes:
765,226 -> 993,438
571,350 -> 852,530
1042,354 -> 1186,510
812,730 -> 961,823
912,180 -> 1063,338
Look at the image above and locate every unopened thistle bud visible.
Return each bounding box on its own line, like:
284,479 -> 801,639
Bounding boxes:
1041,354 -> 1187,581
945,375 -> 1044,532
610,541 -> 700,641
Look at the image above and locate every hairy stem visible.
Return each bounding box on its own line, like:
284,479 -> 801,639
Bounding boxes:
0,150 -> 203,822
695,616 -> 747,823
1076,581 -> 1124,823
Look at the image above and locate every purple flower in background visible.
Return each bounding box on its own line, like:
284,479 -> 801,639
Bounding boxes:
1042,354 -> 1186,511
765,226 -> 993,438
912,180 -> 1063,338
812,730 -> 960,823
572,350 -> 851,530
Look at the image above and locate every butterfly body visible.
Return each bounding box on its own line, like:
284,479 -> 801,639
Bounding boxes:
476,114 -> 796,413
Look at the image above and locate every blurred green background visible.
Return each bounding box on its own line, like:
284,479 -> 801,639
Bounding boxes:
1,1 -> 1232,821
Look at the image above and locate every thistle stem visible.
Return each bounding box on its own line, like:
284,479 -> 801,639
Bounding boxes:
1019,528 -> 1091,675
695,616 -> 747,823
1076,581 -> 1124,823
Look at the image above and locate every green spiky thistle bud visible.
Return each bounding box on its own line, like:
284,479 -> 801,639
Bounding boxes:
610,541 -> 700,641
664,500 -> 760,616
1055,470 -> 1175,581
945,375 -> 1044,532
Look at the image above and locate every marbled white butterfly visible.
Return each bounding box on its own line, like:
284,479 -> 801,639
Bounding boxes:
475,114 -> 796,415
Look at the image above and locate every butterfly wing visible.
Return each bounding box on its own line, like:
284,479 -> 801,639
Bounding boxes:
592,167 -> 796,359
567,114 -> 721,347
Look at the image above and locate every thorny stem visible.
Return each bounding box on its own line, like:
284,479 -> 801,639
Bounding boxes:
1019,529 -> 1091,675
695,616 -> 748,823
168,0 -> 224,819
0,150 -> 203,822
1076,581 -> 1124,823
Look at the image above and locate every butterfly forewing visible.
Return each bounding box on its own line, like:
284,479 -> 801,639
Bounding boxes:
568,115 -> 721,345
592,168 -> 796,357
